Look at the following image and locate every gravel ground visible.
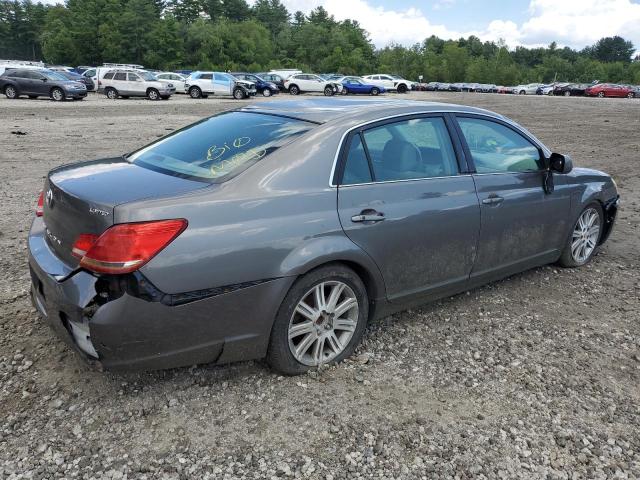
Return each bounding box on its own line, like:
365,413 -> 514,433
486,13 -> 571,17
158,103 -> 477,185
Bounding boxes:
0,92 -> 639,479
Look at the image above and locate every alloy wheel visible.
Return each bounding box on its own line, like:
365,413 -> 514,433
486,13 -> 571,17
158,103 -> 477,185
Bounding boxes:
262,89 -> 271,97
5,86 -> 16,98
571,208 -> 600,263
288,281 -> 359,366
51,88 -> 64,101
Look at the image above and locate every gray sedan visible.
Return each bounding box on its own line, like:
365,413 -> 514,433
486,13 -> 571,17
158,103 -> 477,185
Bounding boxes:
28,99 -> 619,374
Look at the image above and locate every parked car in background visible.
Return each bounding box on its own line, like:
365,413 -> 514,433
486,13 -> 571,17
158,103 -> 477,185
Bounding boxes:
269,69 -> 302,79
0,60 -> 45,76
100,70 -> 175,100
553,83 -> 589,96
256,72 -> 286,91
28,98 -> 619,374
57,70 -> 94,91
336,76 -> 385,95
185,71 -> 256,99
156,72 -> 186,93
72,66 -> 93,75
362,74 -> 414,93
284,73 -> 342,96
536,84 -> 554,95
230,72 -> 279,97
496,86 -> 514,94
82,63 -> 145,92
435,82 -> 451,91
449,83 -> 464,92
174,69 -> 192,76
513,83 -> 541,95
585,83 -> 635,98
0,68 -> 86,101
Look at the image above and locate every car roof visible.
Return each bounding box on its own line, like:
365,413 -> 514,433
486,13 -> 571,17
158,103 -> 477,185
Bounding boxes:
239,98 -> 501,124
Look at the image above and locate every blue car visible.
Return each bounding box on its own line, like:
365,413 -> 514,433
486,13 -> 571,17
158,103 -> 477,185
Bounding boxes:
230,72 -> 280,97
338,76 -> 385,96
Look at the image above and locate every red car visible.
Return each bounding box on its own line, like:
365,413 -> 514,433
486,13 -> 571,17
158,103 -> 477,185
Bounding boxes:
585,83 -> 635,98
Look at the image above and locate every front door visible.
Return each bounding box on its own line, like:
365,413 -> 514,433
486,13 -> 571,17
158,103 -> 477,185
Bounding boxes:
454,115 -> 571,282
337,115 -> 480,301
213,73 -> 232,95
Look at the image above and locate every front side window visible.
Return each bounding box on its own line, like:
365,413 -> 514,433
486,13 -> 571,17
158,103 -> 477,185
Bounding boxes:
128,112 -> 313,182
457,117 -> 542,173
127,73 -> 140,81
42,70 -> 67,81
200,73 -> 213,80
362,117 -> 458,182
214,73 -> 230,82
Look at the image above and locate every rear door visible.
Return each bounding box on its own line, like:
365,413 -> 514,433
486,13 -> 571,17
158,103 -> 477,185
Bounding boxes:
336,114 -> 480,302
453,115 -> 571,282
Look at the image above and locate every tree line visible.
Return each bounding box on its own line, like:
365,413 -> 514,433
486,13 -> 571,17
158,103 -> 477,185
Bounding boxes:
1,0 -> 639,85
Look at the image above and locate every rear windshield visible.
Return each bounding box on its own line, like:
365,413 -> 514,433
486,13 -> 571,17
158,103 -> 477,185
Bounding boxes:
128,112 -> 313,182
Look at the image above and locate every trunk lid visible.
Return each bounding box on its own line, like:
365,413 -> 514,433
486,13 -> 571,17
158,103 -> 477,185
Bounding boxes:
43,157 -> 207,267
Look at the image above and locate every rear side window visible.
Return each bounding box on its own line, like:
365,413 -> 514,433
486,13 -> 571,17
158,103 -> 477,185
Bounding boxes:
457,118 -> 542,173
342,135 -> 372,185
128,112 -> 313,182
362,117 -> 458,182
114,73 -> 126,81
103,72 -> 114,80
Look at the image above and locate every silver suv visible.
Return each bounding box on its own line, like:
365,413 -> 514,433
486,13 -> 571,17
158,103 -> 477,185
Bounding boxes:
100,70 -> 175,100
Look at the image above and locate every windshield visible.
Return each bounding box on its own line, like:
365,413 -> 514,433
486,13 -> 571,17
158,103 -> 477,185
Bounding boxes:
42,70 -> 68,81
128,112 -> 313,182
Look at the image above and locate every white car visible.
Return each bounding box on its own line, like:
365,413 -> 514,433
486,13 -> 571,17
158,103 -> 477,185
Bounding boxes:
268,69 -> 302,79
513,83 -> 541,95
185,71 -> 256,99
156,72 -> 186,93
362,74 -> 414,93
100,69 -> 176,100
283,74 -> 342,96
82,63 -> 145,92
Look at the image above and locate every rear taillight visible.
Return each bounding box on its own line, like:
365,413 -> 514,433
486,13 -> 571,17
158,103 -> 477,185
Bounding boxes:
73,219 -> 187,274
36,191 -> 44,217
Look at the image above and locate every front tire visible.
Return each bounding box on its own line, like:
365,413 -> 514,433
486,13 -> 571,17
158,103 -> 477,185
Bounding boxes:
324,86 -> 334,96
189,86 -> 202,99
262,88 -> 272,97
564,91 -> 571,97
147,88 -> 160,100
50,87 -> 65,102
627,92 -> 634,99
233,88 -> 245,100
267,264 -> 368,375
558,203 -> 603,268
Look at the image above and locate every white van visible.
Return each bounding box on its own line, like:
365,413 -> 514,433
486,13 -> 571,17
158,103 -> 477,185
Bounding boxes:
0,60 -> 45,77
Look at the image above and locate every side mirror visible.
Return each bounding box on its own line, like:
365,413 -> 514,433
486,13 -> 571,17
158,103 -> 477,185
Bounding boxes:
548,153 -> 573,174
41,78 -> 48,82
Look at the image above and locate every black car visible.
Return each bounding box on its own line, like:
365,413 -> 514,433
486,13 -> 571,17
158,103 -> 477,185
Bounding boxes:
57,70 -> 95,91
256,72 -> 286,92
0,68 -> 87,101
553,83 -> 588,97
230,72 -> 279,97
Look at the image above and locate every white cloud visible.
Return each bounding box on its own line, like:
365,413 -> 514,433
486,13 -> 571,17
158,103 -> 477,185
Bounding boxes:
278,0 -> 640,51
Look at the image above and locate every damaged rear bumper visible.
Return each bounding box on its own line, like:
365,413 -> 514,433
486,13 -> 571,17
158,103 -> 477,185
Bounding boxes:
28,217 -> 294,371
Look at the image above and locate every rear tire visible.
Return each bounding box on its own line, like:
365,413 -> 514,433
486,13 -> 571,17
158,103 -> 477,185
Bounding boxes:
105,88 -> 118,99
597,92 -> 605,98
189,86 -> 202,99
627,92 -> 634,99
558,203 -> 603,268
266,264 -> 368,375
397,84 -> 408,94
4,85 -> 18,99
564,91 -> 571,97
519,90 -> 526,95
50,87 -> 65,102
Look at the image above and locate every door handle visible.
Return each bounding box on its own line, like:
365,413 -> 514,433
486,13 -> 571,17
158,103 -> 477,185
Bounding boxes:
482,195 -> 504,205
351,210 -> 385,223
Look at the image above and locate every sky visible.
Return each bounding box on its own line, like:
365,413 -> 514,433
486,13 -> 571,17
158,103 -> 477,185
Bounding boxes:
37,0 -> 640,51
279,0 -> 640,51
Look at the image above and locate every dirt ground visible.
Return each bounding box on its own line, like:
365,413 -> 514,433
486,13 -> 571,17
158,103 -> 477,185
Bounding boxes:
0,92 -> 639,479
